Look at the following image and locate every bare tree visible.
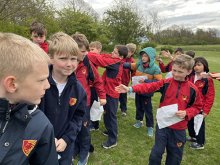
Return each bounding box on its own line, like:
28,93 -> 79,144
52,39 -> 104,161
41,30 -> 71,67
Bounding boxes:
67,0 -> 99,19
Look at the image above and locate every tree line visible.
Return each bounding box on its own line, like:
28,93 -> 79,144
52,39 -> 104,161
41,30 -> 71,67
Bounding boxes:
1,0 -> 219,51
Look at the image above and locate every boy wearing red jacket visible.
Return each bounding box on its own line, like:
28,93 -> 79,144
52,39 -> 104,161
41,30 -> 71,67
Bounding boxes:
88,45 -> 128,149
30,21 -> 48,53
116,54 -> 202,165
72,33 -> 106,164
119,43 -> 136,116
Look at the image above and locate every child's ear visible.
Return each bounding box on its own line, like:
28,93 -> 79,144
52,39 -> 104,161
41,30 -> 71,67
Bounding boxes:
3,76 -> 17,93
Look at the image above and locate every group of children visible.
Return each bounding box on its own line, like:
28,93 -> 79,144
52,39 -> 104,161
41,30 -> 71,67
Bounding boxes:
0,21 -> 218,165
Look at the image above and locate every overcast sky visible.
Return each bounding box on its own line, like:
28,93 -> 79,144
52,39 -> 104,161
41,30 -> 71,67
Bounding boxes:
84,0 -> 220,31
55,0 -> 220,31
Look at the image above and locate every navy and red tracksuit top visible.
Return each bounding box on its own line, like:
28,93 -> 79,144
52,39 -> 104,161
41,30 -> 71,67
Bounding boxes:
121,57 -> 135,86
132,78 -> 203,130
75,56 -> 106,106
88,52 -> 123,99
159,61 -> 173,73
39,66 -> 87,145
188,74 -> 215,115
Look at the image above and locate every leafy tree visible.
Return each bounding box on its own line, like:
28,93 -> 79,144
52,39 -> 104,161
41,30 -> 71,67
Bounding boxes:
57,8 -> 99,41
103,0 -> 147,44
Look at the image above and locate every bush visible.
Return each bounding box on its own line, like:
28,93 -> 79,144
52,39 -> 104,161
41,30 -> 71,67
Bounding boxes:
160,45 -> 174,54
141,42 -> 157,49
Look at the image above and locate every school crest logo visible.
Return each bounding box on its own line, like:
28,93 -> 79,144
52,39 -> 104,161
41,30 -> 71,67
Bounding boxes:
182,95 -> 187,101
199,83 -> 204,88
177,142 -> 183,148
82,69 -> 87,74
22,140 -> 37,156
69,97 -> 77,106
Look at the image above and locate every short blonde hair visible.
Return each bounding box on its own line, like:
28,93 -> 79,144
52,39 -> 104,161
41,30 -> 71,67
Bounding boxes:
0,32 -> 50,80
173,54 -> 194,71
126,43 -> 136,54
71,32 -> 89,50
89,41 -> 102,50
48,32 -> 80,58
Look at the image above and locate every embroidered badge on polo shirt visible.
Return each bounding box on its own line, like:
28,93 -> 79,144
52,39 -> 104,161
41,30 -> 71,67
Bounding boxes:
69,97 -> 77,106
22,140 -> 37,156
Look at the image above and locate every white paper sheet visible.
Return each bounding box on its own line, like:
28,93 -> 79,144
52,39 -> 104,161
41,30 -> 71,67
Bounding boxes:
132,76 -> 148,86
194,114 -> 204,135
156,104 -> 184,129
90,100 -> 104,121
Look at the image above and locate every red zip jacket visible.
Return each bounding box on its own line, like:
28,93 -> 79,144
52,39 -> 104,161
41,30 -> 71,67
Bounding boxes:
188,74 -> 215,115
76,58 -> 106,106
39,42 -> 48,53
121,57 -> 135,86
159,61 -> 172,73
88,52 -> 123,98
132,78 -> 202,130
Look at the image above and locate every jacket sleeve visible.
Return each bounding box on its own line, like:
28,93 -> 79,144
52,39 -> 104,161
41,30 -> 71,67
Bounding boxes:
185,87 -> 203,120
87,52 -> 121,67
159,61 -> 171,73
29,123 -> 59,165
203,78 -> 215,115
62,90 -> 87,145
132,79 -> 164,94
90,62 -> 106,99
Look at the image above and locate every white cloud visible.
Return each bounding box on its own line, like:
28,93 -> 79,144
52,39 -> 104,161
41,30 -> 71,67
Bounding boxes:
55,0 -> 220,30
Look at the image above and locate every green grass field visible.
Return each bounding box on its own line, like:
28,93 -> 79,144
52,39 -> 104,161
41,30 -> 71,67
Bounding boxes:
79,46 -> 220,165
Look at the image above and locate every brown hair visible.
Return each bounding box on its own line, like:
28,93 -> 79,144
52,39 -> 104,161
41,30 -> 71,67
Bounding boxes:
30,21 -> 47,36
173,54 -> 194,71
89,41 -> 102,50
71,32 -> 89,50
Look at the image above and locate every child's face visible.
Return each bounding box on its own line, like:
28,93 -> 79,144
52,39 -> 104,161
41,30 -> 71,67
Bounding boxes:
89,47 -> 101,54
112,48 -> 120,58
142,53 -> 149,63
31,32 -> 46,44
194,62 -> 204,74
172,64 -> 191,81
51,53 -> 78,78
9,61 -> 50,104
78,45 -> 88,61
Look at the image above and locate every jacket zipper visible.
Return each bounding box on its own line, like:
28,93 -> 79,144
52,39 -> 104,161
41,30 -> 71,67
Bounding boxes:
176,82 -> 181,98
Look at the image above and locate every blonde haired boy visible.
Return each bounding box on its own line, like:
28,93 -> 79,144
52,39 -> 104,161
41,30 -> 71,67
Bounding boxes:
39,32 -> 87,165
116,54 -> 202,165
89,41 -> 102,54
0,32 -> 58,164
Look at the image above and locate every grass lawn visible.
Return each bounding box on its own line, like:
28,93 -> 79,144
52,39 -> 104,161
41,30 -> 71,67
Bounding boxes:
77,47 -> 220,165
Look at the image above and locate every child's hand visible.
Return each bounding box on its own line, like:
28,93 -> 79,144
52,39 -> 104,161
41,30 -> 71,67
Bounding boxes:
156,55 -> 162,62
209,72 -> 220,80
161,50 -> 171,58
115,84 -> 129,93
201,72 -> 211,78
100,99 -> 107,106
175,110 -> 186,119
56,138 -> 67,152
139,78 -> 145,83
83,121 -> 88,127
203,112 -> 208,118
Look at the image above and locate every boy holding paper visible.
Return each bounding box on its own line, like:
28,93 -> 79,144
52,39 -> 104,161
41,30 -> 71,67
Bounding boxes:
116,54 -> 202,165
